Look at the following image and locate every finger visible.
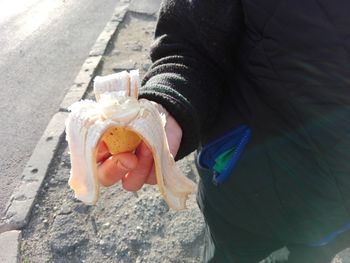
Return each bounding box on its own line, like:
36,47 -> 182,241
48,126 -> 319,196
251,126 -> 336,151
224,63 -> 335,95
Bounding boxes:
96,140 -> 110,163
145,164 -> 157,185
122,142 -> 154,191
98,153 -> 137,187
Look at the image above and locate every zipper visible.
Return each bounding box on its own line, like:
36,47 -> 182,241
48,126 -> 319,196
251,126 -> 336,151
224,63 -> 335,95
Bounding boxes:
212,127 -> 251,185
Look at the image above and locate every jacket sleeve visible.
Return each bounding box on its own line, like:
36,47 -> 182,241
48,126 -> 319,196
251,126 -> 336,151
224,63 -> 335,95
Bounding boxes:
139,0 -> 245,159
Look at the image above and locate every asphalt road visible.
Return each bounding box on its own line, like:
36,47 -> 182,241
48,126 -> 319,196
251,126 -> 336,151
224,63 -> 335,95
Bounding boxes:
0,0 -> 121,216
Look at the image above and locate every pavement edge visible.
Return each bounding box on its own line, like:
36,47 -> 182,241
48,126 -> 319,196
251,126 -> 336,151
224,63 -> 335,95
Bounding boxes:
0,230 -> 21,263
0,2 -> 130,262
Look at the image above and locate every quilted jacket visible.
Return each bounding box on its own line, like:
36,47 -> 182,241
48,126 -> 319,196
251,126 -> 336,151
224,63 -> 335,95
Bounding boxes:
140,0 -> 350,244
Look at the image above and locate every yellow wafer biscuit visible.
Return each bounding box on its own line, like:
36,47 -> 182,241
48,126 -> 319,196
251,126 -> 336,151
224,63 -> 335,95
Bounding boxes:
102,127 -> 141,154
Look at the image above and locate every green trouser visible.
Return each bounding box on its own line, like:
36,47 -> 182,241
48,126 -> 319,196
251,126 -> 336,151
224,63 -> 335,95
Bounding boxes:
196,165 -> 350,263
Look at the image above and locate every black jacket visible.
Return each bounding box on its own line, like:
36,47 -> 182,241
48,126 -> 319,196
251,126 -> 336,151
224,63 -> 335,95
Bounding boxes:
140,0 -> 350,244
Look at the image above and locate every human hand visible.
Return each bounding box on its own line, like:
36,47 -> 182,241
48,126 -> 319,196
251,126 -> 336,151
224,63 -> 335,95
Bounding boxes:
96,104 -> 182,192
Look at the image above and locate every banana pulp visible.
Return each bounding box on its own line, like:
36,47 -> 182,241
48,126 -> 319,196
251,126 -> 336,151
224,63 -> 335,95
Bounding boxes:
65,70 -> 196,210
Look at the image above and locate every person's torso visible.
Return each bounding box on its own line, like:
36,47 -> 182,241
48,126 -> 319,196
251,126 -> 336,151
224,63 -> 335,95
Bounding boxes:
202,0 -> 350,244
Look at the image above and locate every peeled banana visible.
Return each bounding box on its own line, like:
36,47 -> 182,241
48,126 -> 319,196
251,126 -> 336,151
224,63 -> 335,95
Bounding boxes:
65,70 -> 195,210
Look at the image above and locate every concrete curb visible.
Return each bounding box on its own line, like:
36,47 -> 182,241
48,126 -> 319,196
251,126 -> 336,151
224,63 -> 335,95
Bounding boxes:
59,4 -> 129,111
0,2 -> 131,261
0,112 -> 68,233
0,230 -> 21,263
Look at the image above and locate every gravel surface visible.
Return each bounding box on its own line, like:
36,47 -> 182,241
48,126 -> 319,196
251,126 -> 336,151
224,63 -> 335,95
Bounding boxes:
20,140 -> 205,263
19,11 -> 350,263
